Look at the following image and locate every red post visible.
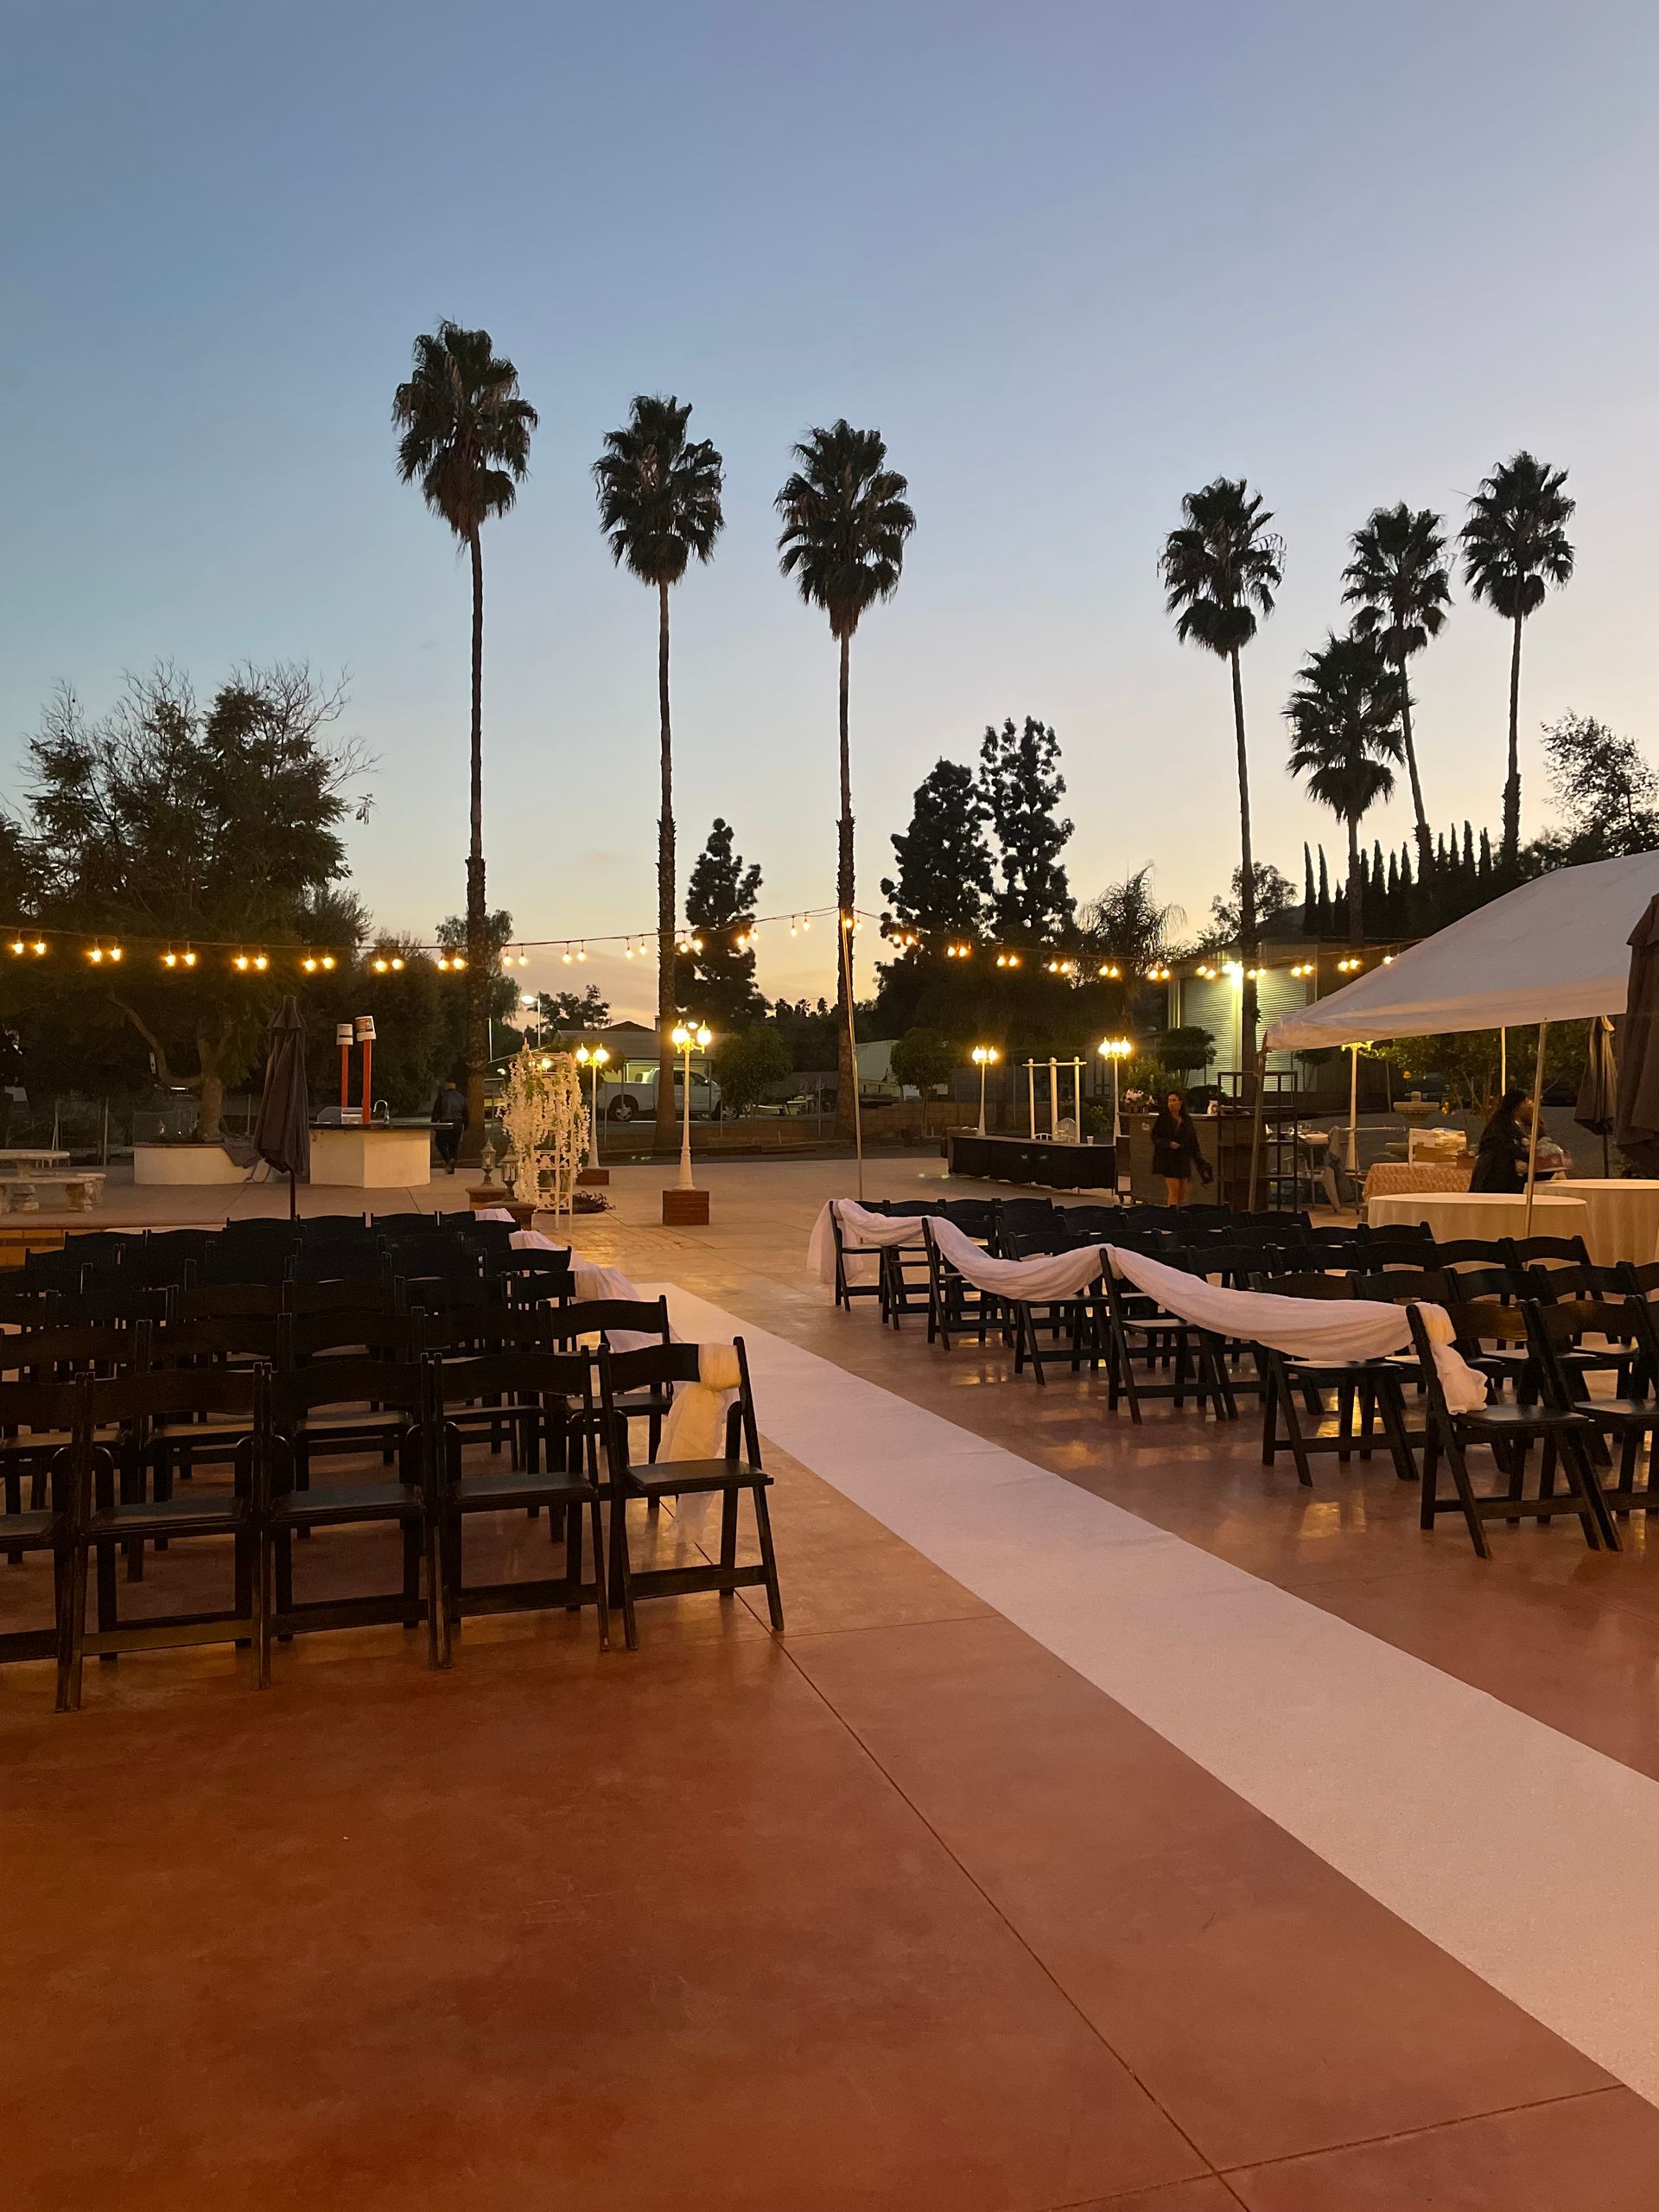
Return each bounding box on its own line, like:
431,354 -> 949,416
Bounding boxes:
336,1021 -> 353,1114
360,1037 -> 373,1127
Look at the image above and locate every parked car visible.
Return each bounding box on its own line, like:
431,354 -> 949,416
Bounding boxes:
598,1066 -> 722,1122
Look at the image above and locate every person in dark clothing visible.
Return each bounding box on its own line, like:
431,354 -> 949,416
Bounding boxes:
1469,1086 -> 1531,1193
1150,1090 -> 1210,1205
430,1078 -> 466,1173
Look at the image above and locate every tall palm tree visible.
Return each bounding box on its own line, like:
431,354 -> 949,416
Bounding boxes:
594,396 -> 725,1145
776,422 -> 915,1135
1285,633 -> 1404,944
1459,451 -> 1575,868
1341,503 -> 1450,877
392,322 -> 537,1148
1159,478 -> 1283,1084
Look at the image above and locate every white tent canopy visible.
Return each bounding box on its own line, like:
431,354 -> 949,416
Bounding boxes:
1262,849 -> 1659,1050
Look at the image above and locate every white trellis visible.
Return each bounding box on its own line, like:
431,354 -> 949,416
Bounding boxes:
499,1046 -> 586,1217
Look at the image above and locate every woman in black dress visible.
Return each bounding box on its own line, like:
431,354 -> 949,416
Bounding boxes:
1469,1087 -> 1531,1193
1151,1089 -> 1208,1205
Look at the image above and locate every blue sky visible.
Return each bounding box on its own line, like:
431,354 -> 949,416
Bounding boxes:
3,1 -> 1656,1018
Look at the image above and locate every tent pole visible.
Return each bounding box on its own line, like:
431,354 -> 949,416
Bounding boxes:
1500,1027 -> 1507,1096
1523,1022 -> 1548,1234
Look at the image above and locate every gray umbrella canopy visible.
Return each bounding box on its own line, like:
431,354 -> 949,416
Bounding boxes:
252,996 -> 311,1200
1614,896 -> 1659,1175
1576,1014 -> 1618,1176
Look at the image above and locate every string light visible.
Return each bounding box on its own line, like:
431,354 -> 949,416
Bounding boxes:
1337,957 -> 1363,974
1290,962 -> 1314,979
233,953 -> 251,971
1097,963 -> 1121,980
162,950 -> 178,969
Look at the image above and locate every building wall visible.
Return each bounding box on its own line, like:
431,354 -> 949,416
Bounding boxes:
1174,968 -> 1314,1079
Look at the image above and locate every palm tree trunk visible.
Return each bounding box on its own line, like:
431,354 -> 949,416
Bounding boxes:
1229,647 -> 1259,1091
1502,612 -> 1523,868
1346,814 -> 1363,944
1400,683 -> 1433,876
836,630 -> 856,1139
654,576 -> 677,1147
463,526 -> 486,1161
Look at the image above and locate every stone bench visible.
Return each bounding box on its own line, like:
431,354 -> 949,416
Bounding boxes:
0,1172 -> 107,1213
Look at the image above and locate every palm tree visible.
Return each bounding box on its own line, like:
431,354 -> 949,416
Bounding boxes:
776,422 -> 915,1135
594,396 -> 725,1145
1459,452 -> 1575,868
1285,633 -> 1405,943
392,322 -> 537,1148
1159,478 -> 1283,1084
1341,504 -> 1450,877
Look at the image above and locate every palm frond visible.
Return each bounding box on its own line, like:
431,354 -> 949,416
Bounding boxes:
1459,451 -> 1575,620
1284,632 -> 1403,831
1159,477 -> 1284,662
593,394 -> 726,588
391,320 -> 537,541
774,420 -> 915,639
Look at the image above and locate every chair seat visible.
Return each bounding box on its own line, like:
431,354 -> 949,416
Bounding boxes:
1459,1402 -> 1589,1433
0,1509 -> 58,1545
570,1388 -> 671,1430
284,1409 -> 411,1439
622,1458 -> 769,1498
86,1494 -> 251,1537
1571,1397 -> 1659,1427
270,1481 -> 423,1526
152,1420 -> 254,1444
454,1471 -> 593,1511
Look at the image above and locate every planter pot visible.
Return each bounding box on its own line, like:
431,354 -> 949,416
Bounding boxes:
577,1166 -> 611,1186
662,1187 -> 710,1226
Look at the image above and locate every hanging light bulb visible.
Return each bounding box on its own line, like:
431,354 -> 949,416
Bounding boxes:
181,948 -> 197,968
389,956 -> 404,971
233,953 -> 251,971
9,938 -> 27,957
320,953 -> 335,971
372,957 -> 388,975
302,955 -> 318,973
576,943 -> 588,963
253,952 -> 270,971
108,945 -> 123,963
88,944 -> 104,963
31,940 -> 45,957
162,950 -> 178,969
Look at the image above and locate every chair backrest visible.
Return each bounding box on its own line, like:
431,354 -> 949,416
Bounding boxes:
87,1362 -> 264,1427
429,1346 -> 592,1415
549,1296 -> 671,1344
1004,1222 -> 1078,1259
290,1245 -> 380,1285
295,1212 -> 370,1236
1525,1295 -> 1649,1407
143,1229 -> 218,1257
1363,1228 -> 1437,1265
397,1271 -> 493,1313
884,1198 -> 944,1218
270,1356 -> 425,1424
0,1287 -> 61,1331
1619,1259 -> 1659,1300
1442,1294 -> 1531,1347
1441,1263 -> 1510,1302
494,1251 -> 575,1304
0,1321 -> 137,1376
1260,1272 -> 1358,1301
1433,1238 -> 1509,1268
372,1212 -> 437,1235
597,1336 -> 758,1464
280,1311 -> 412,1363
1302,1224 -> 1363,1251
283,1276 -> 397,1316
63,1230 -> 138,1267
1352,1268 -> 1454,1306
192,1246 -> 294,1288
1503,1234 -> 1591,1272
414,1304 -> 554,1357
147,1313 -> 283,1365
1059,1206 -> 1118,1240
1526,1262 -> 1624,1304
938,1199 -> 995,1237
0,1372 -> 90,1438
175,1280 -> 284,1321
17,1252 -> 87,1295
1178,1204 -> 1233,1227
70,1282 -> 171,1329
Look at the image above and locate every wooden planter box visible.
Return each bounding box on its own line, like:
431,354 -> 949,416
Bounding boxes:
576,1166 -> 611,1186
661,1187 -> 709,1226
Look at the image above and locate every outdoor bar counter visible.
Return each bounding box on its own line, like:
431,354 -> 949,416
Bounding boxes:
308,1125 -> 432,1188
946,1130 -> 1124,1191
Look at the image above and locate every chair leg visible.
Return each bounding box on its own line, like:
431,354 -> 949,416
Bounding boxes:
52,1538 -> 76,1711
254,1529 -> 272,1689
62,1533 -> 88,1711
719,1487 -> 739,1600
1376,1375 -> 1417,1486
402,1517 -> 423,1628
610,1494 -> 639,1651
588,1496 -> 610,1652
1442,1426 -> 1491,1559
752,1481 -> 785,1633
426,1510 -> 451,1669
1279,1376 -> 1317,1489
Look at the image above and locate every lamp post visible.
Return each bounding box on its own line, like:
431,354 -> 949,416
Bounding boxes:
1097,1036 -> 1133,1142
670,1022 -> 712,1191
970,1045 -> 1000,1135
575,1044 -> 609,1173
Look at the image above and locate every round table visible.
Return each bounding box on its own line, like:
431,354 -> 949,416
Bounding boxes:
1546,1179 -> 1659,1268
1365,1191 -> 1592,1249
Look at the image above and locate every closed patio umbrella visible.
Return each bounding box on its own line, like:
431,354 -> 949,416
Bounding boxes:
251,995 -> 310,1218
1615,894 -> 1659,1176
1575,1013 -> 1618,1178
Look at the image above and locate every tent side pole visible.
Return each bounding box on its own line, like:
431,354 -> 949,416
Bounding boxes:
1523,1022 -> 1548,1234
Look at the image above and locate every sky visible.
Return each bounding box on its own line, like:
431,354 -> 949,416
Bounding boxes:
3,1 -> 1656,1023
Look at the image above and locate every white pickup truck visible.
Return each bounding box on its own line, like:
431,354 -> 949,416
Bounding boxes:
598,1066 -> 723,1123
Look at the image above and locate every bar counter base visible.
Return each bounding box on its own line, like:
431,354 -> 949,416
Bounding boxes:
946,1131 -> 1125,1192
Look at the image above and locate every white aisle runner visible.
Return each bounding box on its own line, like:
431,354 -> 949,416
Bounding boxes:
658,1283 -> 1659,2110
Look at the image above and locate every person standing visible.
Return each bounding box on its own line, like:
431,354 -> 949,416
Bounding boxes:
430,1077 -> 466,1173
1151,1089 -> 1210,1205
1470,1086 -> 1530,1193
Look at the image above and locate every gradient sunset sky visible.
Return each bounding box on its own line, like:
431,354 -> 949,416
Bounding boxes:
3,1 -> 1655,1019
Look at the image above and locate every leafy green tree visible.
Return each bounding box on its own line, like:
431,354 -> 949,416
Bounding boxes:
1342,504 -> 1451,875
435,906 -> 521,1076
979,718 -> 1074,942
1459,452 -> 1575,866
889,1026 -> 956,1131
709,1025 -> 793,1117
392,321 -> 537,1151
1153,1026 -> 1217,1078
1077,865 -> 1181,969
17,664 -> 362,1138
1204,861 -> 1297,950
536,985 -> 613,1033
594,396 -> 725,1142
881,760 -> 993,938
776,421 -> 915,1134
1535,713 -> 1659,863
1160,478 -> 1284,1082
1284,635 -> 1404,943
677,817 -> 762,1028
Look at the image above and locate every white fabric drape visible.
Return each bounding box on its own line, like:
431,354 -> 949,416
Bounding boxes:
807,1199 -> 927,1287
815,1203 -> 1487,1414
658,1344 -> 741,1461
928,1217 -> 1106,1300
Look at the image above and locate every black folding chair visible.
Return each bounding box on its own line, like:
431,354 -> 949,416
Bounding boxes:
0,1377 -> 80,1703
596,1338 -> 782,1649
1250,1274 -> 1414,1488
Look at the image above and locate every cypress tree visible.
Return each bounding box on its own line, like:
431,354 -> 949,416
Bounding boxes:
1303,842 -> 1316,937
1316,846 -> 1332,935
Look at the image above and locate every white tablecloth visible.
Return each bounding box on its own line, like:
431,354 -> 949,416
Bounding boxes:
1546,1180 -> 1659,1268
1366,1192 -> 1592,1249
